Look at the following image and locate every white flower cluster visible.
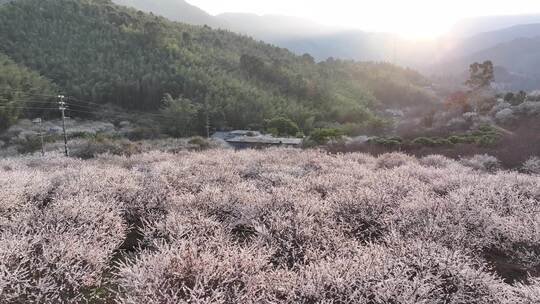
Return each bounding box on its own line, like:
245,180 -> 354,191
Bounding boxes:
0,149 -> 539,303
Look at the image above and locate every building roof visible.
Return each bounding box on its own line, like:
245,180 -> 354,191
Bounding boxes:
212,130 -> 303,146
212,130 -> 261,140
226,135 -> 302,145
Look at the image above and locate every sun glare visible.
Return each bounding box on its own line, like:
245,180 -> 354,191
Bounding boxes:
190,0 -> 540,39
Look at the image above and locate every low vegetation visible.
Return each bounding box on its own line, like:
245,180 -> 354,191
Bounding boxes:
369,124 -> 502,148
1,149 -> 539,303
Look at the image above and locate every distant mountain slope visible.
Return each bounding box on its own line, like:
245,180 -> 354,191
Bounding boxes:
434,37 -> 540,90
466,37 -> 540,76
217,13 -> 427,64
217,14 -> 402,62
112,0 -> 219,27
449,14 -> 540,38
216,13 -> 334,38
13,0 -> 537,92
106,0 -> 411,63
0,0 -> 435,134
439,23 -> 540,60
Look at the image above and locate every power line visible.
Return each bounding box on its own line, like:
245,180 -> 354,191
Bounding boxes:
2,89 -> 175,119
19,101 -> 57,106
66,96 -> 173,118
0,102 -> 169,120
67,96 -> 107,107
0,90 -> 60,98
0,106 -> 58,111
65,108 -> 104,116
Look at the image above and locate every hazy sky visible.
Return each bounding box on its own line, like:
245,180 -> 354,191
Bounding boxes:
189,0 -> 540,38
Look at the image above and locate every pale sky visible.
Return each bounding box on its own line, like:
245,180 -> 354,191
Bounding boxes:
189,0 -> 540,39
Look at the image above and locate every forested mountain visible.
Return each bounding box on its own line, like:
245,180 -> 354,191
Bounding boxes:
0,53 -> 57,130
445,37 -> 540,76
443,23 -> 540,58
448,14 -> 540,38
112,0 -> 219,27
216,13 -> 335,39
106,0 -> 540,92
0,0 -> 435,135
432,36 -> 540,91
216,13 -> 433,65
110,1 -> 423,64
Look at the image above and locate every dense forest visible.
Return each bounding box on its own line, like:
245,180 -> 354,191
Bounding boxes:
0,0 -> 435,135
0,53 -> 57,130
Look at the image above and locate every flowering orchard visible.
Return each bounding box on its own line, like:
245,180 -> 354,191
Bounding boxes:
0,149 -> 539,303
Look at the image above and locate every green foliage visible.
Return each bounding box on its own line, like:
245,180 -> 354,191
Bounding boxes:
0,0 -> 434,135
504,91 -> 527,106
369,125 -> 501,149
309,128 -> 344,145
188,136 -> 210,150
471,124 -> 501,146
159,94 -> 200,137
264,117 -> 300,137
320,60 -> 436,109
368,136 -> 403,147
71,136 -> 139,159
411,137 -> 437,146
127,126 -> 162,141
466,61 -> 494,90
0,53 -> 56,131
14,135 -> 42,154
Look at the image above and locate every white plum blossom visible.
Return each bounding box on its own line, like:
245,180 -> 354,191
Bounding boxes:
0,148 -> 539,303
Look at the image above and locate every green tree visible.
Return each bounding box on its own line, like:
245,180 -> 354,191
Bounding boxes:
265,117 -> 300,137
160,94 -> 200,137
466,61 -> 494,90
309,128 -> 344,145
301,53 -> 315,64
0,53 -> 56,131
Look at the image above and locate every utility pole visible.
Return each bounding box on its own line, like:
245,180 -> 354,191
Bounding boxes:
32,118 -> 45,156
205,109 -> 210,139
58,95 -> 69,157
204,98 -> 210,138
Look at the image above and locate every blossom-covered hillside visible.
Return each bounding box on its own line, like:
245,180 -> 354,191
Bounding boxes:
1,149 -> 539,303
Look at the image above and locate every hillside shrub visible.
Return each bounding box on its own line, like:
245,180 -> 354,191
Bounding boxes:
368,136 -> 403,147
411,137 -> 452,147
70,137 -> 139,159
14,135 -> 43,154
460,154 -> 501,172
127,126 -> 162,141
264,117 -> 300,137
419,154 -> 454,168
522,157 -> 540,175
308,128 -> 344,145
188,136 -> 211,150
375,152 -> 416,169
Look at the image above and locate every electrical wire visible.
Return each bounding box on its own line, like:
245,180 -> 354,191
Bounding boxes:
1,89 -> 174,119
0,106 -> 58,111
0,91 -> 60,98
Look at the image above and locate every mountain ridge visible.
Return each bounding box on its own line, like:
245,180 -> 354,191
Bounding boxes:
106,0 -> 540,90
0,0 -> 436,134
112,0 -> 219,27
